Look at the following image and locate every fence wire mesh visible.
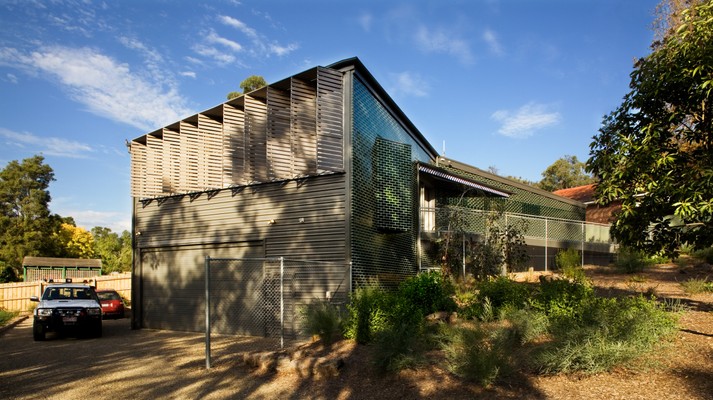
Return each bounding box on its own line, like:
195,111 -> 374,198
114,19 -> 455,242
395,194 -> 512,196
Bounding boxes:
205,257 -> 350,368
424,207 -> 611,244
420,207 -> 615,272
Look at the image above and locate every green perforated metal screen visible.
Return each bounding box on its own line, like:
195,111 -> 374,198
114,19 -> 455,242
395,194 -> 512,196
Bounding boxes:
350,77 -> 432,288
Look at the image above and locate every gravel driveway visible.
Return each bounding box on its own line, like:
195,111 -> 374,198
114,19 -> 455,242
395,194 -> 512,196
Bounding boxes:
0,317 -> 280,400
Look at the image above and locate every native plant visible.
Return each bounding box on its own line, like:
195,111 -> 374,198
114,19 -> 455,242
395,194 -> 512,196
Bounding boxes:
555,248 -> 586,281
471,209 -> 530,279
615,247 -> 653,273
300,299 -> 343,345
438,324 -> 509,387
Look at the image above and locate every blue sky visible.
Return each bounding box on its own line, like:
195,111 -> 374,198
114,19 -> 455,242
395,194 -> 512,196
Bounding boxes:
0,0 -> 659,233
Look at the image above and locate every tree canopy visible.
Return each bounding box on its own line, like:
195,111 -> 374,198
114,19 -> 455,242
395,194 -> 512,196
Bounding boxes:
0,155 -> 62,279
55,222 -> 95,259
587,0 -> 713,256
0,156 -> 133,282
538,155 -> 595,191
227,75 -> 268,100
92,227 -> 132,273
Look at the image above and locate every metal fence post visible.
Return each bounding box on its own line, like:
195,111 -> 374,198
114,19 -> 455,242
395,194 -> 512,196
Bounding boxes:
545,219 -> 548,272
205,256 -> 211,370
280,256 -> 284,349
581,223 -> 585,267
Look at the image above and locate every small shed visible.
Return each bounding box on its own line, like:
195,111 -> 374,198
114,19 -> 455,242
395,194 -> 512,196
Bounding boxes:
22,257 -> 102,282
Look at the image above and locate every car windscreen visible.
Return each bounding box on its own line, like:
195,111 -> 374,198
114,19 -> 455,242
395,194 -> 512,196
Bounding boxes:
97,291 -> 121,301
43,287 -> 95,300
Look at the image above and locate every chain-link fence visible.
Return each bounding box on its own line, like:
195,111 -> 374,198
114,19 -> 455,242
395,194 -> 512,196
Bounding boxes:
420,207 -> 615,271
424,207 -> 612,243
204,257 -> 350,368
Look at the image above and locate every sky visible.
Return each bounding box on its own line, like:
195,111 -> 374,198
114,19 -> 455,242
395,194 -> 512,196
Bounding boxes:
0,0 -> 661,234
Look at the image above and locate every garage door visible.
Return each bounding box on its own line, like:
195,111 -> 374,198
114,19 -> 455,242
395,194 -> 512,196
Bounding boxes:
140,242 -> 264,332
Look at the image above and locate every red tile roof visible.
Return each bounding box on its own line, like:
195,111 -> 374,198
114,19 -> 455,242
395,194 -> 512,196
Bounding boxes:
552,184 -> 596,203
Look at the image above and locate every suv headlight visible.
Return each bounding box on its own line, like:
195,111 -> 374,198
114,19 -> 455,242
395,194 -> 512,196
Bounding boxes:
37,308 -> 52,317
86,308 -> 102,316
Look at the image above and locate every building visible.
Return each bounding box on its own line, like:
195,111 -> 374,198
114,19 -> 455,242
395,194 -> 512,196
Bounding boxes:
23,257 -> 102,282
553,184 -> 622,224
129,58 -> 613,332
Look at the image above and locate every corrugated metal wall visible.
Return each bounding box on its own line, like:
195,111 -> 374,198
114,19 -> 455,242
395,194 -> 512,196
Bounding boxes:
134,173 -> 348,331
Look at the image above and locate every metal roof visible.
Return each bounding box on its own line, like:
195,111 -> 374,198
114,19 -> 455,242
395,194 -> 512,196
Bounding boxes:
418,164 -> 510,198
23,257 -> 102,268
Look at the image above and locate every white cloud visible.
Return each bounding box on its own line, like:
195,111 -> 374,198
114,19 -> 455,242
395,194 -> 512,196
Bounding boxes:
216,14 -> 299,58
491,102 -> 561,138
6,73 -> 18,83
388,71 -> 429,98
358,13 -> 373,32
0,127 -> 94,158
218,15 -> 258,39
269,43 -> 298,57
0,46 -> 193,131
482,29 -> 504,56
118,36 -> 166,80
179,71 -> 197,78
192,44 -> 237,65
58,209 -> 131,233
415,25 -> 473,64
205,30 -> 243,52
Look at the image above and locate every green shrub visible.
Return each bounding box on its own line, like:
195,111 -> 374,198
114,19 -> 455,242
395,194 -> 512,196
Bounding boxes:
647,254 -> 670,265
531,277 -> 594,322
555,248 -> 586,281
0,309 -> 19,327
438,324 -> 508,387
692,247 -> 713,264
398,270 -> 456,315
680,278 -> 713,295
345,277 -> 433,370
615,247 -> 652,273
300,299 -> 342,345
499,306 -> 550,346
454,289 -> 480,320
555,248 -> 581,270
343,284 -> 390,344
477,276 -> 531,312
372,306 -> 425,372
479,297 -> 496,322
532,295 -> 678,374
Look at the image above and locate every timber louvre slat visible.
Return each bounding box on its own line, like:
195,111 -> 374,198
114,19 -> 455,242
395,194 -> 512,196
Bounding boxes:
267,87 -> 292,180
222,102 -> 246,186
130,66 -> 345,199
163,127 -> 180,193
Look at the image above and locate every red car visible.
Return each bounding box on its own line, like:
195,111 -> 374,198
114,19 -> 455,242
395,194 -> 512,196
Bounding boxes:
96,289 -> 125,319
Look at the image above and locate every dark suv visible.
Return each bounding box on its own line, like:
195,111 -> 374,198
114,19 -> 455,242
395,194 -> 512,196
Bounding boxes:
30,281 -> 103,341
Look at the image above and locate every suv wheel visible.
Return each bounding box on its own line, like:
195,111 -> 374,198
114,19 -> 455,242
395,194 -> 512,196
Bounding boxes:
33,323 -> 45,341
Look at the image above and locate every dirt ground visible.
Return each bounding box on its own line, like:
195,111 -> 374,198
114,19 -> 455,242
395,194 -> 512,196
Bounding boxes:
1,261 -> 712,399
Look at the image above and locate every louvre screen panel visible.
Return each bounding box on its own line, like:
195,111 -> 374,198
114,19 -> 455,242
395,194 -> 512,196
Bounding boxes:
163,128 -> 180,193
146,133 -> 163,197
180,121 -> 199,192
245,94 -> 268,182
223,103 -> 246,186
130,66 -> 345,199
267,87 -> 292,180
130,141 -> 147,197
291,78 -> 317,175
316,67 -> 344,172
198,114 -> 223,190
